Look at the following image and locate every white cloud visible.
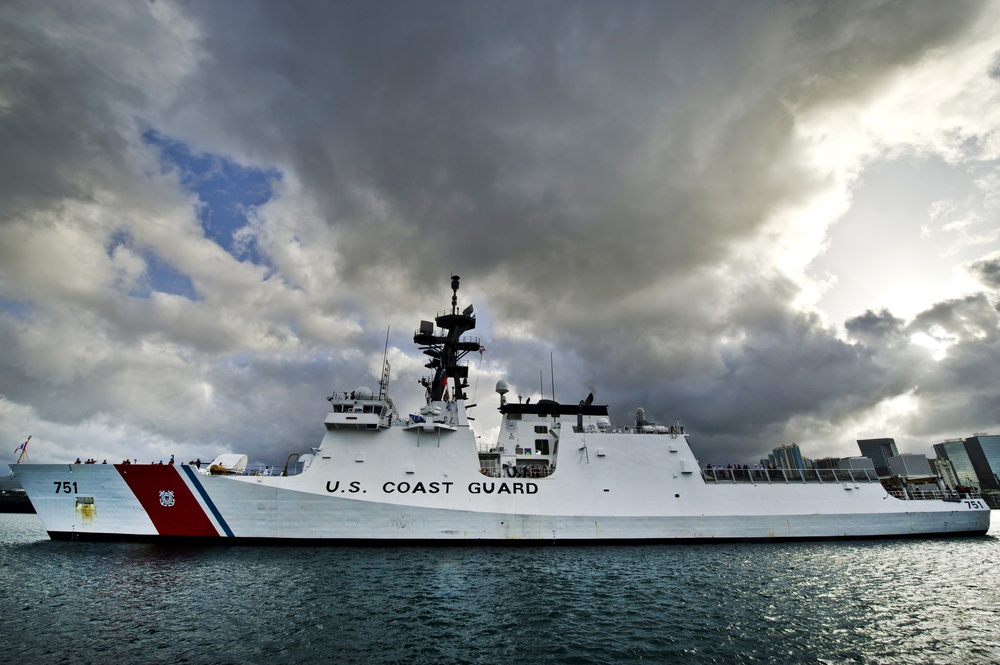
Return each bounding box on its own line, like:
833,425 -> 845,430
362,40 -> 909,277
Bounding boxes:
3,1 -> 1000,470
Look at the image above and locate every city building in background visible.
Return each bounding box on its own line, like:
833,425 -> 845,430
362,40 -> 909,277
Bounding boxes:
821,435 -> 996,507
764,443 -> 805,470
812,457 -> 840,470
933,439 -> 981,489
857,438 -> 899,477
963,433 -> 1000,492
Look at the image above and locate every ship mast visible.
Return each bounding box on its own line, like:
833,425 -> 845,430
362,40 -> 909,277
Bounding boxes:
414,275 -> 480,402
377,326 -> 391,402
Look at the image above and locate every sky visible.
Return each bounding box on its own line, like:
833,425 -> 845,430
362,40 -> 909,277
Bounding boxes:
2,0 -> 1000,470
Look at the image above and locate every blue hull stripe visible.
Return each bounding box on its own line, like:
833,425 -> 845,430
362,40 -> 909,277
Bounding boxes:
182,465 -> 235,538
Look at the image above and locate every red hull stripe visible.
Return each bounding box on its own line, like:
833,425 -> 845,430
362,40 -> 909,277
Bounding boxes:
115,465 -> 219,537
181,465 -> 235,537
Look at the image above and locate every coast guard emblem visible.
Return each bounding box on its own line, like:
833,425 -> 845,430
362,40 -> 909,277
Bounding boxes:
159,490 -> 176,507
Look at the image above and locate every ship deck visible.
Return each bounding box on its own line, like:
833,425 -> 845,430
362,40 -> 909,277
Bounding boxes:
700,467 -> 981,501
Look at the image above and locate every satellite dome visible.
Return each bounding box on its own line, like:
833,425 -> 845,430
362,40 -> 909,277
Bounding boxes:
355,387 -> 374,400
495,380 -> 509,395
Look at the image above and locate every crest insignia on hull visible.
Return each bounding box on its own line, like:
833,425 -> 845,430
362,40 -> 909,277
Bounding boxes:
159,490 -> 176,507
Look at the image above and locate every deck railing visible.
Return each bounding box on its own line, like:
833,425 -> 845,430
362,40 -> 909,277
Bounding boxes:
698,467 -> 984,501
701,467 -> 879,484
885,487 -> 982,501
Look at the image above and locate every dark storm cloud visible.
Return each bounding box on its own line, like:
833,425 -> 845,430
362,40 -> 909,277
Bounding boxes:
173,2 -> 726,290
0,1 -> 179,225
845,308 -> 907,344
908,293 -> 998,342
167,0 -> 989,318
967,254 -> 1000,290
905,294 -> 1000,433
1,0 -> 999,466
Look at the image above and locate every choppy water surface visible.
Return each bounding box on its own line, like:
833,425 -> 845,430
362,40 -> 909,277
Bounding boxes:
1,513 -> 998,664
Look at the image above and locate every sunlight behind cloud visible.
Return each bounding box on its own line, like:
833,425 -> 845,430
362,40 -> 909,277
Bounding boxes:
793,4 -> 1000,328
909,330 -> 954,361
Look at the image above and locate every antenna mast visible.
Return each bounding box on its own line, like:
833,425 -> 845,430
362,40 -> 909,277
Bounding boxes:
378,326 -> 391,401
550,351 -> 555,401
413,276 -> 480,401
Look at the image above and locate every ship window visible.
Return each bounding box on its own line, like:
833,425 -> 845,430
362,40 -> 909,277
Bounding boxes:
508,413 -> 522,420
534,439 -> 550,455
534,425 -> 548,434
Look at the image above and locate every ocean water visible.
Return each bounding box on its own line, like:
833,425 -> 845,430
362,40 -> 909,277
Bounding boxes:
1,513 -> 998,664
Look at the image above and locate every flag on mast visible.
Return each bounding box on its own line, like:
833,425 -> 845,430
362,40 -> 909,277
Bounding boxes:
15,435 -> 31,463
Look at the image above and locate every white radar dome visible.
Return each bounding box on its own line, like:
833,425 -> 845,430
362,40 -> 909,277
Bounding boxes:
355,387 -> 374,400
495,380 -> 509,395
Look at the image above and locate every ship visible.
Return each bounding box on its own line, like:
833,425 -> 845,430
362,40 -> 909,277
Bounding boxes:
10,276 -> 992,543
0,487 -> 35,514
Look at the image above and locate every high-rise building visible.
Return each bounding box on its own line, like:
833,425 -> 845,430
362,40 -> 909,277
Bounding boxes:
766,443 -> 805,469
813,457 -> 841,470
963,434 -> 1000,491
933,440 -> 980,489
857,438 -> 899,477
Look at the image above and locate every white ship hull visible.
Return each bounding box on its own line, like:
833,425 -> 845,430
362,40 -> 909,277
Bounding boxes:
11,429 -> 991,543
12,277 -> 991,543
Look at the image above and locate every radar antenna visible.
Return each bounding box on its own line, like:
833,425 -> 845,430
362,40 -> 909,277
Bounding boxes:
413,276 -> 480,401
